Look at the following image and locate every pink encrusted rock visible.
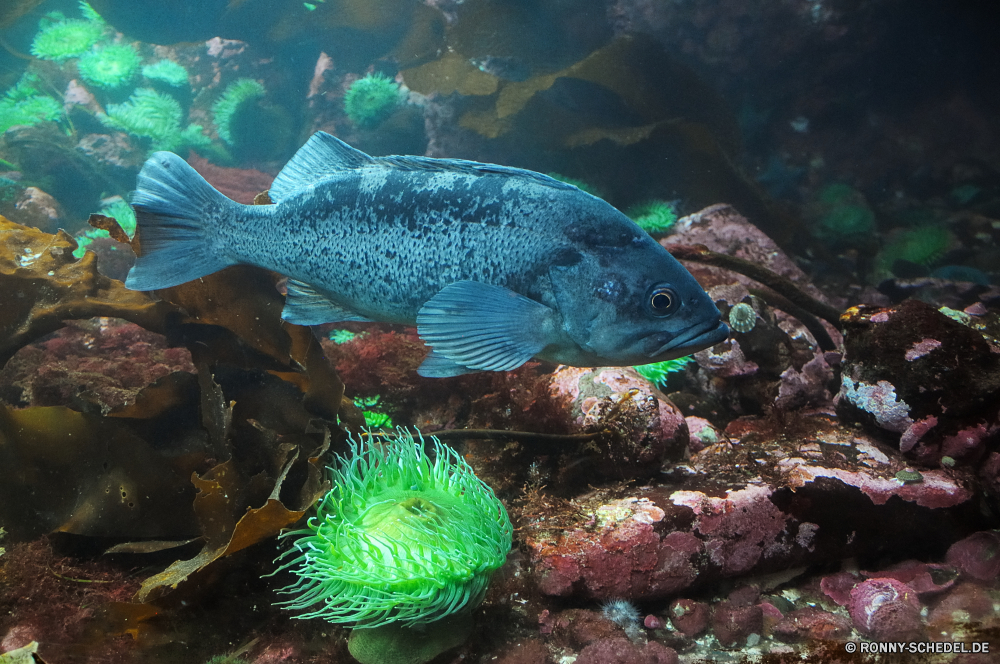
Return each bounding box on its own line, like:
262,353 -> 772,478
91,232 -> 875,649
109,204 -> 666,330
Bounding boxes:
526,412 -> 979,605
665,204 -> 833,307
863,559 -> 958,596
820,571 -> 859,606
848,578 -> 924,641
773,607 -> 853,642
669,599 -> 710,637
926,583 -> 997,636
780,460 -> 973,509
712,600 -> 763,648
547,366 -> 689,480
575,638 -> 678,664
670,485 -> 788,576
945,531 -> 1000,582
547,609 -> 621,648
837,301 -> 1000,467
686,416 -> 721,453
528,495 -> 701,599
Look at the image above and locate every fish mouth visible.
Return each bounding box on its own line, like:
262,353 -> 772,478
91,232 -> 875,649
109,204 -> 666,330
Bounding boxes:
647,318 -> 730,359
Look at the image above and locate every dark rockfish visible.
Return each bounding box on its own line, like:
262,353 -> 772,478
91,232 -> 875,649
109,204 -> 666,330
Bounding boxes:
125,132 -> 729,377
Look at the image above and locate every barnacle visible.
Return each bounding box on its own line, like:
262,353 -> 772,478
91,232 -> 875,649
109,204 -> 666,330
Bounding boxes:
344,73 -> 402,129
728,302 -> 757,333
77,43 -> 142,90
273,428 -> 512,628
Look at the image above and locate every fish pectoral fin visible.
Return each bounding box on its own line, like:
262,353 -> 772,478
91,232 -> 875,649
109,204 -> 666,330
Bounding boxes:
416,280 -> 556,373
281,278 -> 374,325
417,350 -> 480,378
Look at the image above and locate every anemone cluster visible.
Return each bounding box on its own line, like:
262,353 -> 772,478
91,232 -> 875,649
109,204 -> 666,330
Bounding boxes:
273,428 -> 512,628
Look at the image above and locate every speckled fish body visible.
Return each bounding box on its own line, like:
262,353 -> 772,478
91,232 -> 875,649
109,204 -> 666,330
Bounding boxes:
125,132 -> 729,376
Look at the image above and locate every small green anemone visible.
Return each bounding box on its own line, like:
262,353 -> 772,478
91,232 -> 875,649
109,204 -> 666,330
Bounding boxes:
78,43 -> 142,90
633,356 -> 693,389
344,73 -> 402,129
142,60 -> 189,88
30,18 -> 104,61
627,199 -> 679,235
212,78 -> 266,146
273,428 -> 511,628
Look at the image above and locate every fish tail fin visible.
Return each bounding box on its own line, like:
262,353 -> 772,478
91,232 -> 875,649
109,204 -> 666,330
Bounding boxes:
124,151 -> 238,290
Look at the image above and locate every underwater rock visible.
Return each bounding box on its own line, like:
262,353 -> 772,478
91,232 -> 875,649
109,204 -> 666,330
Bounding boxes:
524,414 -> 981,603
847,578 -> 924,641
668,599 -> 710,637
188,154 -> 275,204
12,186 -> 64,234
711,600 -> 763,648
689,284 -> 836,418
944,531 -> 1000,582
545,608 -> 627,649
667,204 -> 835,308
926,582 -> 998,640
547,366 -> 688,482
772,607 -> 852,643
574,638 -> 677,664
836,300 -> 1000,467
0,318 -> 194,412
861,559 -> 958,597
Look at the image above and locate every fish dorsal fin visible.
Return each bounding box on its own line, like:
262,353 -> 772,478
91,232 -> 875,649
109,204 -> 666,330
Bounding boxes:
379,155 -> 578,191
268,132 -> 375,203
269,131 -> 580,204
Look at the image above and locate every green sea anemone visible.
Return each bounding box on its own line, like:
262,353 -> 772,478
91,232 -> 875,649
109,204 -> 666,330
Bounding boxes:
100,88 -> 210,153
354,396 -> 393,429
809,183 -> 876,245
212,78 -> 266,146
273,428 -> 512,628
30,18 -> 104,61
627,199 -> 679,235
79,1 -> 105,23
99,196 -> 136,238
344,73 -> 402,129
72,227 -> 110,259
142,60 -> 189,88
0,94 -> 62,134
634,356 -> 694,389
78,43 -> 142,90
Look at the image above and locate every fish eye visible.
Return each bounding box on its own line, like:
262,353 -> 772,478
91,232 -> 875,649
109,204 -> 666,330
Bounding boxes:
647,285 -> 679,317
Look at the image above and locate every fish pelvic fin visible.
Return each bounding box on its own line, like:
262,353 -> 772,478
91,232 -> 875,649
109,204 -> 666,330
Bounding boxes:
282,278 -> 374,324
416,280 -> 557,376
125,151 -> 238,291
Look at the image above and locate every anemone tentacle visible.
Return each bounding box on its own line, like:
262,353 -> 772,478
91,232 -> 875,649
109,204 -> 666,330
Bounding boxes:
273,428 -> 512,628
